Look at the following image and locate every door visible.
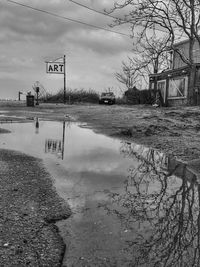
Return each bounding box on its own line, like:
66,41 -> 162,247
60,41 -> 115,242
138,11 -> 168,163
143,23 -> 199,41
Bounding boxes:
157,80 -> 166,104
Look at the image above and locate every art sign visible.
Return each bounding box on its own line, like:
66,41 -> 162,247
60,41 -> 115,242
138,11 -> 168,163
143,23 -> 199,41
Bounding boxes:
45,55 -> 66,103
46,62 -> 64,74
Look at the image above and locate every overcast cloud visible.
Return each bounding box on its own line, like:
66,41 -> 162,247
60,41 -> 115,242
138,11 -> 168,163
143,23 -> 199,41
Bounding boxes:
0,0 -> 133,99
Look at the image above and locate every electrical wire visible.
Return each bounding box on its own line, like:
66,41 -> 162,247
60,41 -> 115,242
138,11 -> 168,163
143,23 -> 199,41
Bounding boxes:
4,0 -> 131,37
68,0 -> 120,20
69,0 -> 184,38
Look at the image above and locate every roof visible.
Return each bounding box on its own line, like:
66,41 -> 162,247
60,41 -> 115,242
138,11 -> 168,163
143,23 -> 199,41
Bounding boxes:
173,36 -> 200,47
173,38 -> 190,47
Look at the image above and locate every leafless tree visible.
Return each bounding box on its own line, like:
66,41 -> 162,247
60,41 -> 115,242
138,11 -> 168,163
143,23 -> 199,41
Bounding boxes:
100,141 -> 200,266
115,57 -> 141,90
116,34 -> 171,90
133,34 -> 172,73
109,0 -> 200,102
110,0 -> 200,52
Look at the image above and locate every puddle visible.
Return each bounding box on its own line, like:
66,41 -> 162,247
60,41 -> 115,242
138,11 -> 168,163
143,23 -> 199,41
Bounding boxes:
0,119 -> 199,266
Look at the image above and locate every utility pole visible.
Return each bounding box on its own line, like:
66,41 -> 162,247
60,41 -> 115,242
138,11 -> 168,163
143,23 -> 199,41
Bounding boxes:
64,55 -> 66,104
18,91 -> 22,101
36,87 -> 39,105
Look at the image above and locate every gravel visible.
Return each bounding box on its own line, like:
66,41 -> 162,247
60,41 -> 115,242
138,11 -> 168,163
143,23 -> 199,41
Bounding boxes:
0,149 -> 71,266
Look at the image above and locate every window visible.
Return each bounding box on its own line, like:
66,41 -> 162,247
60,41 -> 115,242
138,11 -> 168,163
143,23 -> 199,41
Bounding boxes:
150,82 -> 155,90
168,76 -> 188,99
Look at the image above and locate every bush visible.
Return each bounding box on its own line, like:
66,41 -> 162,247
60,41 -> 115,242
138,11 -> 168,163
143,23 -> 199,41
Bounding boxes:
115,97 -> 127,105
139,90 -> 152,104
45,88 -> 99,104
139,89 -> 163,105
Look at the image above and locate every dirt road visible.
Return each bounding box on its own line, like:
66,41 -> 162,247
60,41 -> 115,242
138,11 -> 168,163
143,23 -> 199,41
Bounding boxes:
64,104 -> 200,162
0,101 -> 200,266
1,102 -> 200,162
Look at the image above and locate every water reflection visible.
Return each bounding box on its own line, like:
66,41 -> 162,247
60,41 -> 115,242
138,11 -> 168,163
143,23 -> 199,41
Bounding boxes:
102,141 -> 200,267
35,117 -> 39,134
45,139 -> 63,158
44,121 -> 68,160
1,120 -> 199,265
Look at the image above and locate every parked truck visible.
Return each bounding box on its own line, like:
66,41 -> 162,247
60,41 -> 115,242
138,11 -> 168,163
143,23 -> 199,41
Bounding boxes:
99,92 -> 116,105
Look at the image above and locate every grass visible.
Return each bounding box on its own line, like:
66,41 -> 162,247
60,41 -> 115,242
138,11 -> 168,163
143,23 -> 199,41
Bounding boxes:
45,88 -> 99,104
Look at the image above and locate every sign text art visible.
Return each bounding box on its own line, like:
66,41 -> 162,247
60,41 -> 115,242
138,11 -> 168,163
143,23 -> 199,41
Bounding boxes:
46,62 -> 64,74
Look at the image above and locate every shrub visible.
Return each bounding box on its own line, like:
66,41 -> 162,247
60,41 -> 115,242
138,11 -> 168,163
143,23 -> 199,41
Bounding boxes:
139,89 -> 163,105
45,88 -> 99,104
139,90 -> 152,104
115,97 -> 127,105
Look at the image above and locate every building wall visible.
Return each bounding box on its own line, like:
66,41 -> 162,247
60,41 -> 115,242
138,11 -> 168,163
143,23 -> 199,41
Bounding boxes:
149,69 -> 191,106
167,98 -> 188,106
149,37 -> 200,106
174,40 -> 200,69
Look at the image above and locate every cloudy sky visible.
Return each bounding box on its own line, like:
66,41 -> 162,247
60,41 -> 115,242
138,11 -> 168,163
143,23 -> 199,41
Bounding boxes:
0,0 -> 134,99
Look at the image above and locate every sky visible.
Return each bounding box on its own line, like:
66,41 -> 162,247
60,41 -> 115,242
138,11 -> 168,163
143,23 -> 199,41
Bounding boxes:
0,0 -> 134,99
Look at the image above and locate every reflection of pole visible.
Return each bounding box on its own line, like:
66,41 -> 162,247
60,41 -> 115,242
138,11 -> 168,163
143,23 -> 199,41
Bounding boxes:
36,91 -> 39,105
64,55 -> 66,104
35,117 -> 39,134
62,121 -> 66,160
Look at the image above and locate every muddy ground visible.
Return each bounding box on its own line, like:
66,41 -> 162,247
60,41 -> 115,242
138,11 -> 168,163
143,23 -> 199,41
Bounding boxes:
1,101 -> 200,265
0,149 -> 71,266
1,101 -> 200,162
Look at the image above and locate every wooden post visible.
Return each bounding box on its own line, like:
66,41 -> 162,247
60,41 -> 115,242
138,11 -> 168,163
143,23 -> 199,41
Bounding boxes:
64,55 -> 66,104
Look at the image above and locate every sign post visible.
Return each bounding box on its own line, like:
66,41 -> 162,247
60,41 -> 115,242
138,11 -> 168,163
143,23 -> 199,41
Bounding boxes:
36,86 -> 39,105
46,55 -> 66,104
64,55 -> 66,104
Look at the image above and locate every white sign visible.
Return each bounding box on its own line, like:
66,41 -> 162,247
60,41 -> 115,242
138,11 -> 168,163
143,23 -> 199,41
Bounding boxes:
46,62 -> 64,74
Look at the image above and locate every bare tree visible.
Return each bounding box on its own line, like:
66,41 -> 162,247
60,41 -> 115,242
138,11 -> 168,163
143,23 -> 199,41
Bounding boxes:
100,141 -> 200,266
116,34 -> 171,90
134,34 -> 172,73
115,57 -> 141,90
109,0 -> 200,103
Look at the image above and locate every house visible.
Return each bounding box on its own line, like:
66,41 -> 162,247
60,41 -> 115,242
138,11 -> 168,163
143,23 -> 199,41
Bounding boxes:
149,39 -> 200,106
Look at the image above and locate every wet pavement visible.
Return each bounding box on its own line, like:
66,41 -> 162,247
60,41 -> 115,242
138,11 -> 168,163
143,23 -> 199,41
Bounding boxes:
0,118 -> 200,266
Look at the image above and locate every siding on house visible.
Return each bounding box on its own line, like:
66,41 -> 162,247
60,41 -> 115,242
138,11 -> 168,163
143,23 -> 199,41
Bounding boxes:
149,38 -> 200,106
173,39 -> 200,69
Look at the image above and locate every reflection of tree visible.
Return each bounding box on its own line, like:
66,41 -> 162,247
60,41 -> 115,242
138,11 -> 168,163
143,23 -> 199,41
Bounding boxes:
104,142 -> 200,266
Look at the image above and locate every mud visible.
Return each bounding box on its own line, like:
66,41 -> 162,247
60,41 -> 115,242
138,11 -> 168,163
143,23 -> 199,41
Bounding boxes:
1,102 -> 200,162
0,102 -> 200,266
0,149 -> 71,266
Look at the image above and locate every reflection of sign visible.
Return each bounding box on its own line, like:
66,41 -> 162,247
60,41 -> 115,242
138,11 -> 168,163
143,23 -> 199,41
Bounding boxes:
45,139 -> 63,158
45,121 -> 66,160
46,62 -> 64,74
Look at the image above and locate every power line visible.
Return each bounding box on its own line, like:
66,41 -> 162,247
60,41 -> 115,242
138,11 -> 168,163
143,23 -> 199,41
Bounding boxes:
68,0 -> 120,20
4,0 -> 131,37
69,0 -> 184,38
68,0 -> 168,36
